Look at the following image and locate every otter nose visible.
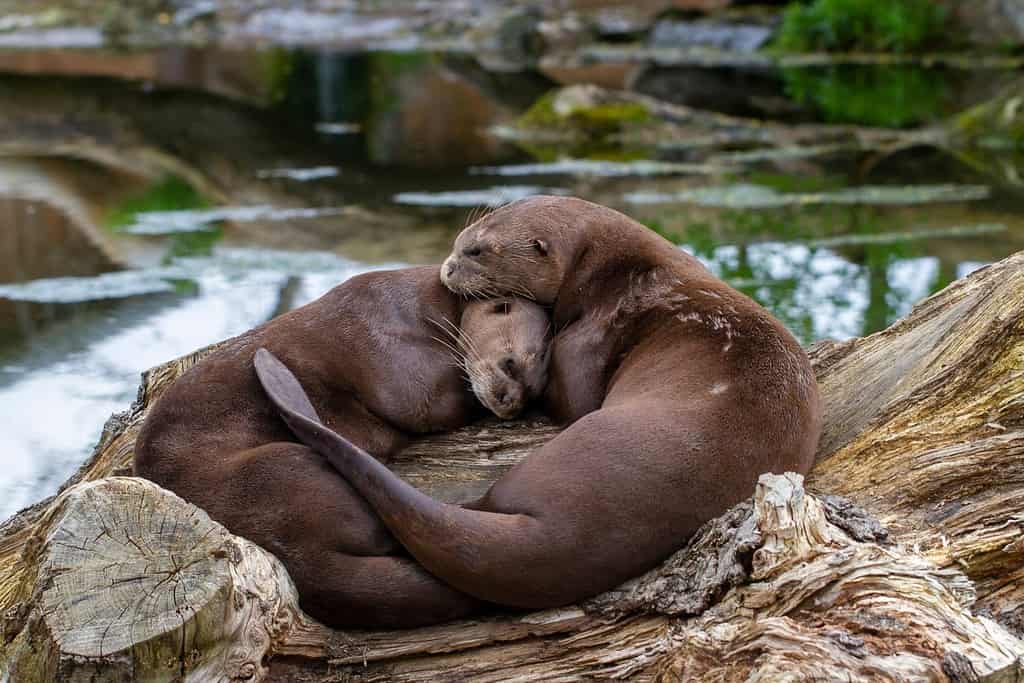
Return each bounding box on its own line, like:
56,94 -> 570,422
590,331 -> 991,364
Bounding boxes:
446,260 -> 457,277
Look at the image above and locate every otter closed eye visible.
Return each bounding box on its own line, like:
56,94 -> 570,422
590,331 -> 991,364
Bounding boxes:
463,246 -> 483,257
458,296 -> 552,420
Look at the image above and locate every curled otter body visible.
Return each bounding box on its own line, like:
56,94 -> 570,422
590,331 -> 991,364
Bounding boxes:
134,266 -> 550,628
260,196 -> 821,612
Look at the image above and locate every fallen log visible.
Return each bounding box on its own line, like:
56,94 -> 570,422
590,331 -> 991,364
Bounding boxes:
3,251 -> 1024,680
5,473 -> 1023,681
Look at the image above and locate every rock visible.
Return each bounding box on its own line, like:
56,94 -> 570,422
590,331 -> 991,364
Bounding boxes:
557,0 -> 735,38
0,46 -> 286,106
539,61 -> 641,90
632,65 -> 793,118
941,0 -> 1024,46
365,58 -> 518,168
628,12 -> 784,118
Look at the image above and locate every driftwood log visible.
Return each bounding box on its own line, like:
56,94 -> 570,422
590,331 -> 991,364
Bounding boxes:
3,251 -> 1024,680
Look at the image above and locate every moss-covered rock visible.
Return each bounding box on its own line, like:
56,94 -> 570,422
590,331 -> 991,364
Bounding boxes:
954,89 -> 1024,147
513,85 -> 654,159
519,86 -> 651,136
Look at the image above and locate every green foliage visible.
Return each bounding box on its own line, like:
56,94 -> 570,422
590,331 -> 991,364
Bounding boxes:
163,227 -> 224,265
783,66 -> 947,128
774,0 -> 947,53
105,176 -> 209,231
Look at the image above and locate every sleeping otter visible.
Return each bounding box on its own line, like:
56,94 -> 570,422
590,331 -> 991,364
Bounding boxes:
135,265 -> 551,628
256,196 -> 821,615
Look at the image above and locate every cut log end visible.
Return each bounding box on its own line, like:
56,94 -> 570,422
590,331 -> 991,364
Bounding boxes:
4,478 -> 302,682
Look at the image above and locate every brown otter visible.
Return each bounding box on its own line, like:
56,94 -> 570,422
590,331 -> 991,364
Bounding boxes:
256,195 -> 821,611
134,266 -> 551,628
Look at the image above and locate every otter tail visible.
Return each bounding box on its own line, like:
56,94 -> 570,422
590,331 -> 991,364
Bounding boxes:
253,348 -> 546,607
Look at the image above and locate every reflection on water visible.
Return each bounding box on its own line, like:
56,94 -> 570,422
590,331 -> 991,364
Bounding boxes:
626,184 -> 992,209
782,66 -> 950,128
2,47 -> 1024,520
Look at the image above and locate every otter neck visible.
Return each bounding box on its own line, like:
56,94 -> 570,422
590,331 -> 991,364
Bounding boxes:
552,220 -> 692,330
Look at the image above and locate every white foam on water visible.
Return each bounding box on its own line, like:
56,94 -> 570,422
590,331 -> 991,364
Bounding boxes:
394,186 -> 568,207
0,249 -> 406,519
256,166 -> 341,181
0,247 -> 390,304
470,159 -> 716,178
121,205 -> 347,235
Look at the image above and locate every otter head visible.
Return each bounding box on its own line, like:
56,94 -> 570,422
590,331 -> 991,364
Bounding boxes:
440,198 -> 574,305
458,296 -> 551,419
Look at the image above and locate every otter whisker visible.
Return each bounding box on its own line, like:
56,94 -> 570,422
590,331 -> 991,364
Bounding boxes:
428,318 -> 472,359
433,316 -> 465,348
464,204 -> 480,230
457,328 -> 485,363
496,279 -> 536,301
427,315 -> 459,339
430,335 -> 464,361
439,316 -> 486,366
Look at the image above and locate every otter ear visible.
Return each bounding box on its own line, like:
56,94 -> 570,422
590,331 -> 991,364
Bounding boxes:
532,238 -> 549,256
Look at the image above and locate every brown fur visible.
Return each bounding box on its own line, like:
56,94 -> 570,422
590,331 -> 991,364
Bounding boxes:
134,266 -> 550,628
260,196 -> 821,616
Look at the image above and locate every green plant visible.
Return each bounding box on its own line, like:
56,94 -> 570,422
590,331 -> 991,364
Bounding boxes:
163,226 -> 223,264
774,0 -> 947,53
105,176 -> 209,231
783,65 -> 947,128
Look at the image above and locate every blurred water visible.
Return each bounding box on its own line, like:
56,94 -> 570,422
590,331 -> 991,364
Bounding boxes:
0,250 -> 391,516
1,48 -> 1023,519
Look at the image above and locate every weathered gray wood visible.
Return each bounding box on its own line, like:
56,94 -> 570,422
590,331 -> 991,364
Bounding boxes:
4,474 -> 1021,681
806,253 -> 1024,633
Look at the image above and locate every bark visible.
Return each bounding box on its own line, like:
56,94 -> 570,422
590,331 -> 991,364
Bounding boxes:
3,251 -> 1024,680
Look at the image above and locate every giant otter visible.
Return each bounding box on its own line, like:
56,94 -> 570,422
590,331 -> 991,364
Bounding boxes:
255,195 -> 821,611
135,265 -> 551,628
